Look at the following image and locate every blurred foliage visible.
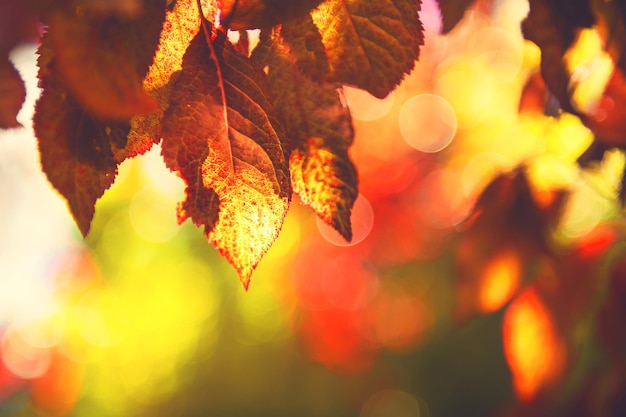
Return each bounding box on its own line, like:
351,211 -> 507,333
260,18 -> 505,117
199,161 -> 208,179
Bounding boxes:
2,0 -> 626,416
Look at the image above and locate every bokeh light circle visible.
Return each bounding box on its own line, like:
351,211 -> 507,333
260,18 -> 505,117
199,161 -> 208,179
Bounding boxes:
75,289 -> 128,347
399,94 -> 457,152
416,168 -> 472,228
2,327 -> 52,379
316,194 -> 374,247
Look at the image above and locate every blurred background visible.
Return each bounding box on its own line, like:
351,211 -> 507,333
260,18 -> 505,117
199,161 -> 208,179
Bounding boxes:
1,0 -> 625,416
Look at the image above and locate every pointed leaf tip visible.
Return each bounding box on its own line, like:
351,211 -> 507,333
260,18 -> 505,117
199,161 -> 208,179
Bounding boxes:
253,28 -> 358,244
160,29 -> 290,285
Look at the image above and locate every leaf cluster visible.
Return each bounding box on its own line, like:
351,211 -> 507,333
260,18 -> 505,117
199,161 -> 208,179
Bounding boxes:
1,0 -> 423,287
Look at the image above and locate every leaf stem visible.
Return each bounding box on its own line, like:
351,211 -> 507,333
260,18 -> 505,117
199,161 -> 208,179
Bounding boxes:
196,0 -> 234,169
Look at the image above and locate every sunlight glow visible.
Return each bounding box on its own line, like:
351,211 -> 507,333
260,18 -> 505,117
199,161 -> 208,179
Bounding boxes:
479,250 -> 521,312
75,289 -> 128,347
566,29 -> 614,115
399,94 -> 457,152
503,289 -> 566,401
129,185 -> 181,242
467,27 -> 523,83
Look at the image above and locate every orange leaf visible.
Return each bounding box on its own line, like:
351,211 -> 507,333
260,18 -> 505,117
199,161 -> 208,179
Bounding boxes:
34,37 -> 153,236
127,0 -> 215,160
253,24 -> 357,241
160,26 -> 290,288
311,0 -> 423,98
503,289 -> 567,402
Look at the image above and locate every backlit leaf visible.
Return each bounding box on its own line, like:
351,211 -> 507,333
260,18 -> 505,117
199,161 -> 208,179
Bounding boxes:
34,38 -> 133,236
253,25 -> 357,241
41,0 -> 166,120
218,0 -> 324,30
160,26 -> 290,288
127,0 -> 215,160
0,56 -> 26,129
311,0 -> 423,98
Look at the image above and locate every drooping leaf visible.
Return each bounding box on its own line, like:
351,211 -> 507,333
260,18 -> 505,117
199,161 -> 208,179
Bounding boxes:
127,0 -> 215,160
522,0 -> 594,114
253,25 -> 357,241
160,26 -> 291,288
435,0 -> 476,34
0,56 -> 26,129
40,0 -> 166,120
218,0 -> 325,30
311,0 -> 423,98
34,38 -> 133,236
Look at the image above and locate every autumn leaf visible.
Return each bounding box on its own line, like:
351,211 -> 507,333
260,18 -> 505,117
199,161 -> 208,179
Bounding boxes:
435,0 -> 476,34
127,0 -> 215,160
253,24 -> 357,241
0,57 -> 26,129
34,37 -> 133,236
160,24 -> 290,288
522,0 -> 594,114
311,0 -> 423,98
40,0 -> 166,121
218,0 -> 324,30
